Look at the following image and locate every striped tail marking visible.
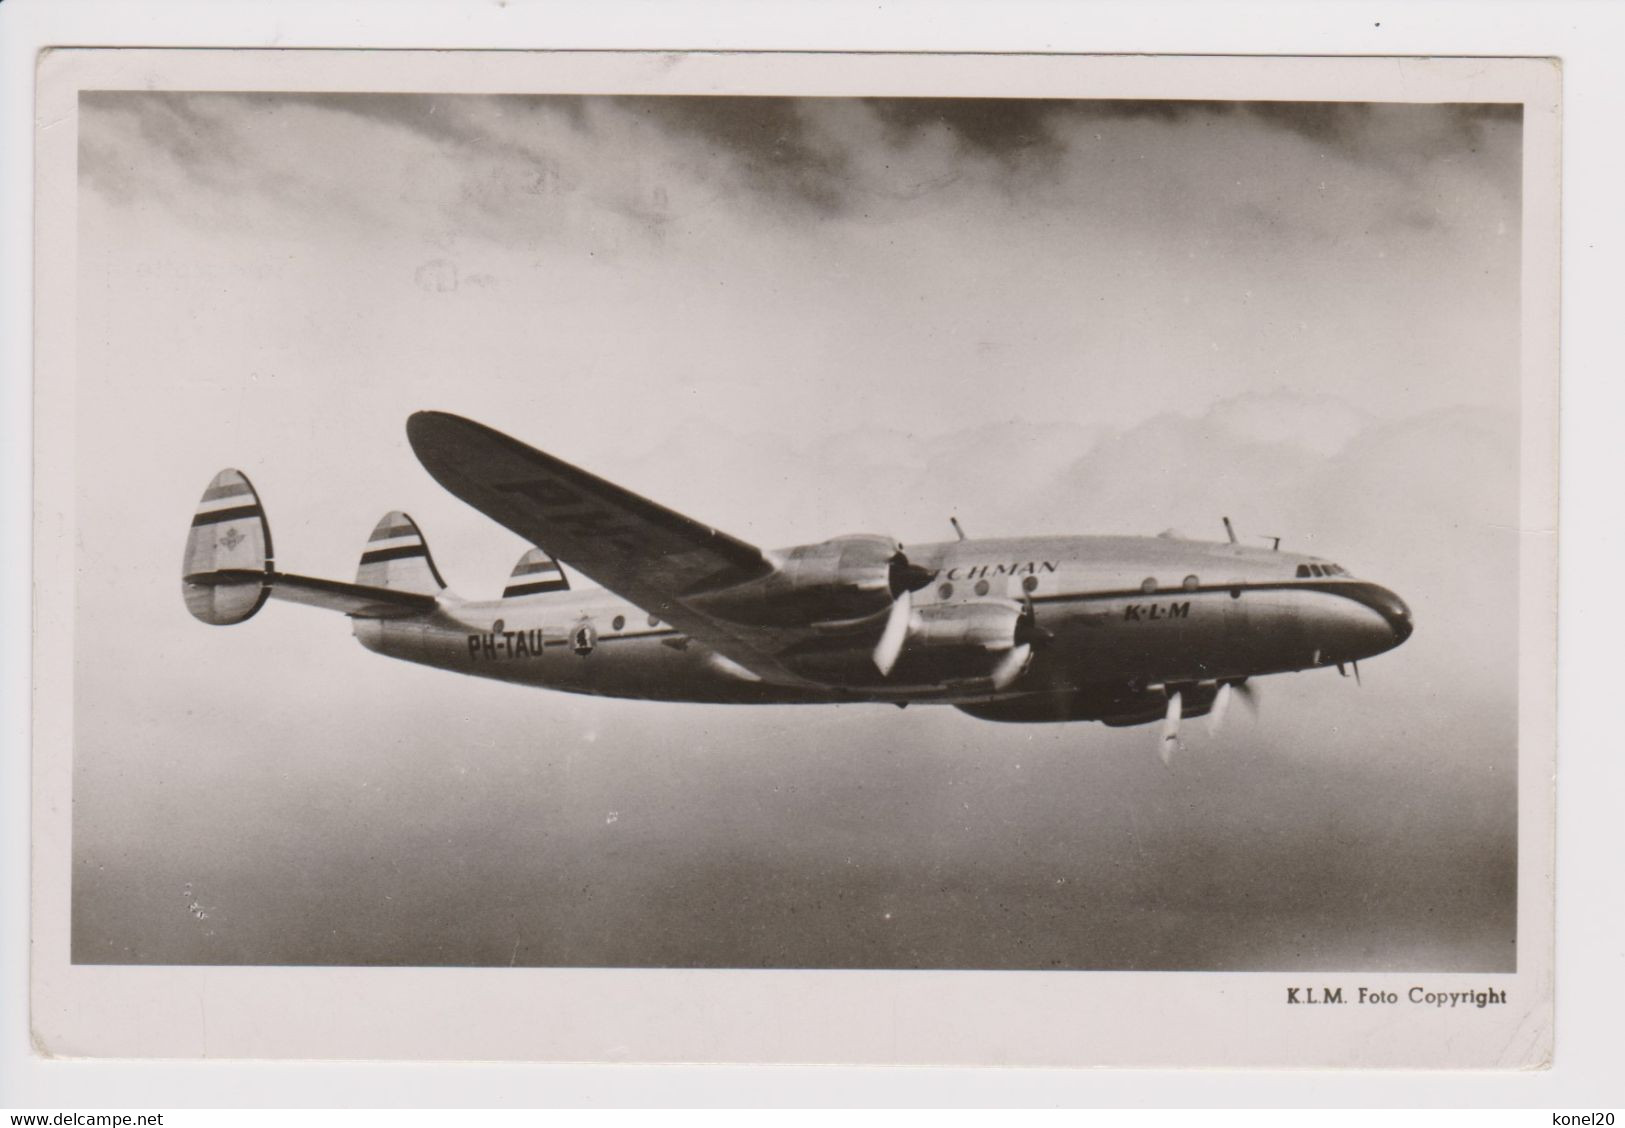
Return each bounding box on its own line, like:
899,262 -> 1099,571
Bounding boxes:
356,511 -> 446,595
503,548 -> 569,598
182,468 -> 273,625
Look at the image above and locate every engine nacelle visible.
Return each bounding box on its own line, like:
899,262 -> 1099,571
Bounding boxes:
691,534 -> 933,627
782,597 -> 1035,689
907,599 -> 1025,651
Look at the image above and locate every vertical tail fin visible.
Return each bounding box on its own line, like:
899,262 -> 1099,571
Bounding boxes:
182,469 -> 274,625
357,511 -> 446,595
502,547 -> 569,598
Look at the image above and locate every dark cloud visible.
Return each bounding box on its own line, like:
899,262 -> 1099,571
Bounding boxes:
866,98 -> 1519,156
867,97 -> 1069,163
79,91 -> 372,226
79,91 -> 1522,236
272,91 -> 589,164
608,96 -> 852,214
80,91 -> 243,201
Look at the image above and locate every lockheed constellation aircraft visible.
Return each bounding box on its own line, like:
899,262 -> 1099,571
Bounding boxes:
182,411 -> 1412,761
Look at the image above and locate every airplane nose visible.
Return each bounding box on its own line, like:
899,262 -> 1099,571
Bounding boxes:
1366,585 -> 1413,645
1330,582 -> 1414,653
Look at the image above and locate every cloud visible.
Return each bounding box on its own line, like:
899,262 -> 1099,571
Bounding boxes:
78,92 -> 1522,246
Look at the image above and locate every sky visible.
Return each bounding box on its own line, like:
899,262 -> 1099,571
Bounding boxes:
72,93 -> 1522,970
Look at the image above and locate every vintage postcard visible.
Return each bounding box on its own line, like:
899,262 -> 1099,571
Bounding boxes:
30,48 -> 1558,1067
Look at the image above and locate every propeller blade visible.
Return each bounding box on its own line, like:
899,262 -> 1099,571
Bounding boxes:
1015,595 -> 1054,648
990,642 -> 1032,690
872,587 -> 913,676
1159,690 -> 1183,766
1206,682 -> 1233,736
1234,680 -> 1260,716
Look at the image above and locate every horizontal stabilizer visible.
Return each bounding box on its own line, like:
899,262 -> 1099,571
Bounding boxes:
503,547 -> 569,598
182,469 -> 443,627
185,569 -> 438,619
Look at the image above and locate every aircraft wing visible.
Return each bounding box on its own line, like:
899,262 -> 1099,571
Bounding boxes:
407,411 -> 811,683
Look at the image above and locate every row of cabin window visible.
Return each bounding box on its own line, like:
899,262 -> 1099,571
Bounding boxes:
493,613 -> 648,634
515,564 -> 1338,631
935,574 -> 1211,600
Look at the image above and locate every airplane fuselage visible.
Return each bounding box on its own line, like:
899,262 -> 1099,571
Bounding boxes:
352,533 -> 1413,717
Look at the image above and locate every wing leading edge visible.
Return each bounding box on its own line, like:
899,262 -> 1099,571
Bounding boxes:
407,411 -> 812,683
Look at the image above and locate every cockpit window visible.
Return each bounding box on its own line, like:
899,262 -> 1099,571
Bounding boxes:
1298,562 -> 1348,579
1296,564 -> 1311,578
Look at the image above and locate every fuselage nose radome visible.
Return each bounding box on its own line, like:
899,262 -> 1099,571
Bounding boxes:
1310,581 -> 1414,664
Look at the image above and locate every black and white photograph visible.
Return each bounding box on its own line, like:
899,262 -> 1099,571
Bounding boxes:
28,48 -> 1559,1069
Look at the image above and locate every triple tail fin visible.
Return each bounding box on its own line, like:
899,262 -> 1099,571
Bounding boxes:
182,470 -> 444,624
357,511 -> 447,595
503,547 -> 569,598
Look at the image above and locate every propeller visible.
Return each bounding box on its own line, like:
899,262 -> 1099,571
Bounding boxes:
1015,592 -> 1052,648
990,643 -> 1033,690
872,586 -> 916,676
871,548 -> 935,675
1159,690 -> 1183,766
872,561 -> 1048,680
887,549 -> 936,599
1234,680 -> 1260,715
1205,679 -> 1260,735
1205,682 -> 1233,736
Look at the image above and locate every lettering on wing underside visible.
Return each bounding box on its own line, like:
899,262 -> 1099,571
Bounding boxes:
496,478 -> 646,556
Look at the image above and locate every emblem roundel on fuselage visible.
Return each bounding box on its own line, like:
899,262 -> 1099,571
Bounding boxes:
572,621 -> 597,657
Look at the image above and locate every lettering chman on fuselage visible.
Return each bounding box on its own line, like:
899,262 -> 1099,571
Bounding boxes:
943,561 -> 1059,581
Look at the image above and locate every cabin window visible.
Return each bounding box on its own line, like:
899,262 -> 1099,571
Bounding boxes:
1230,587 -> 1242,599
647,613 -> 660,627
938,582 -> 954,600
1140,577 -> 1158,593
1182,574 -> 1199,591
1022,575 -> 1039,593
974,579 -> 990,597
612,615 -> 625,631
492,618 -> 506,633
